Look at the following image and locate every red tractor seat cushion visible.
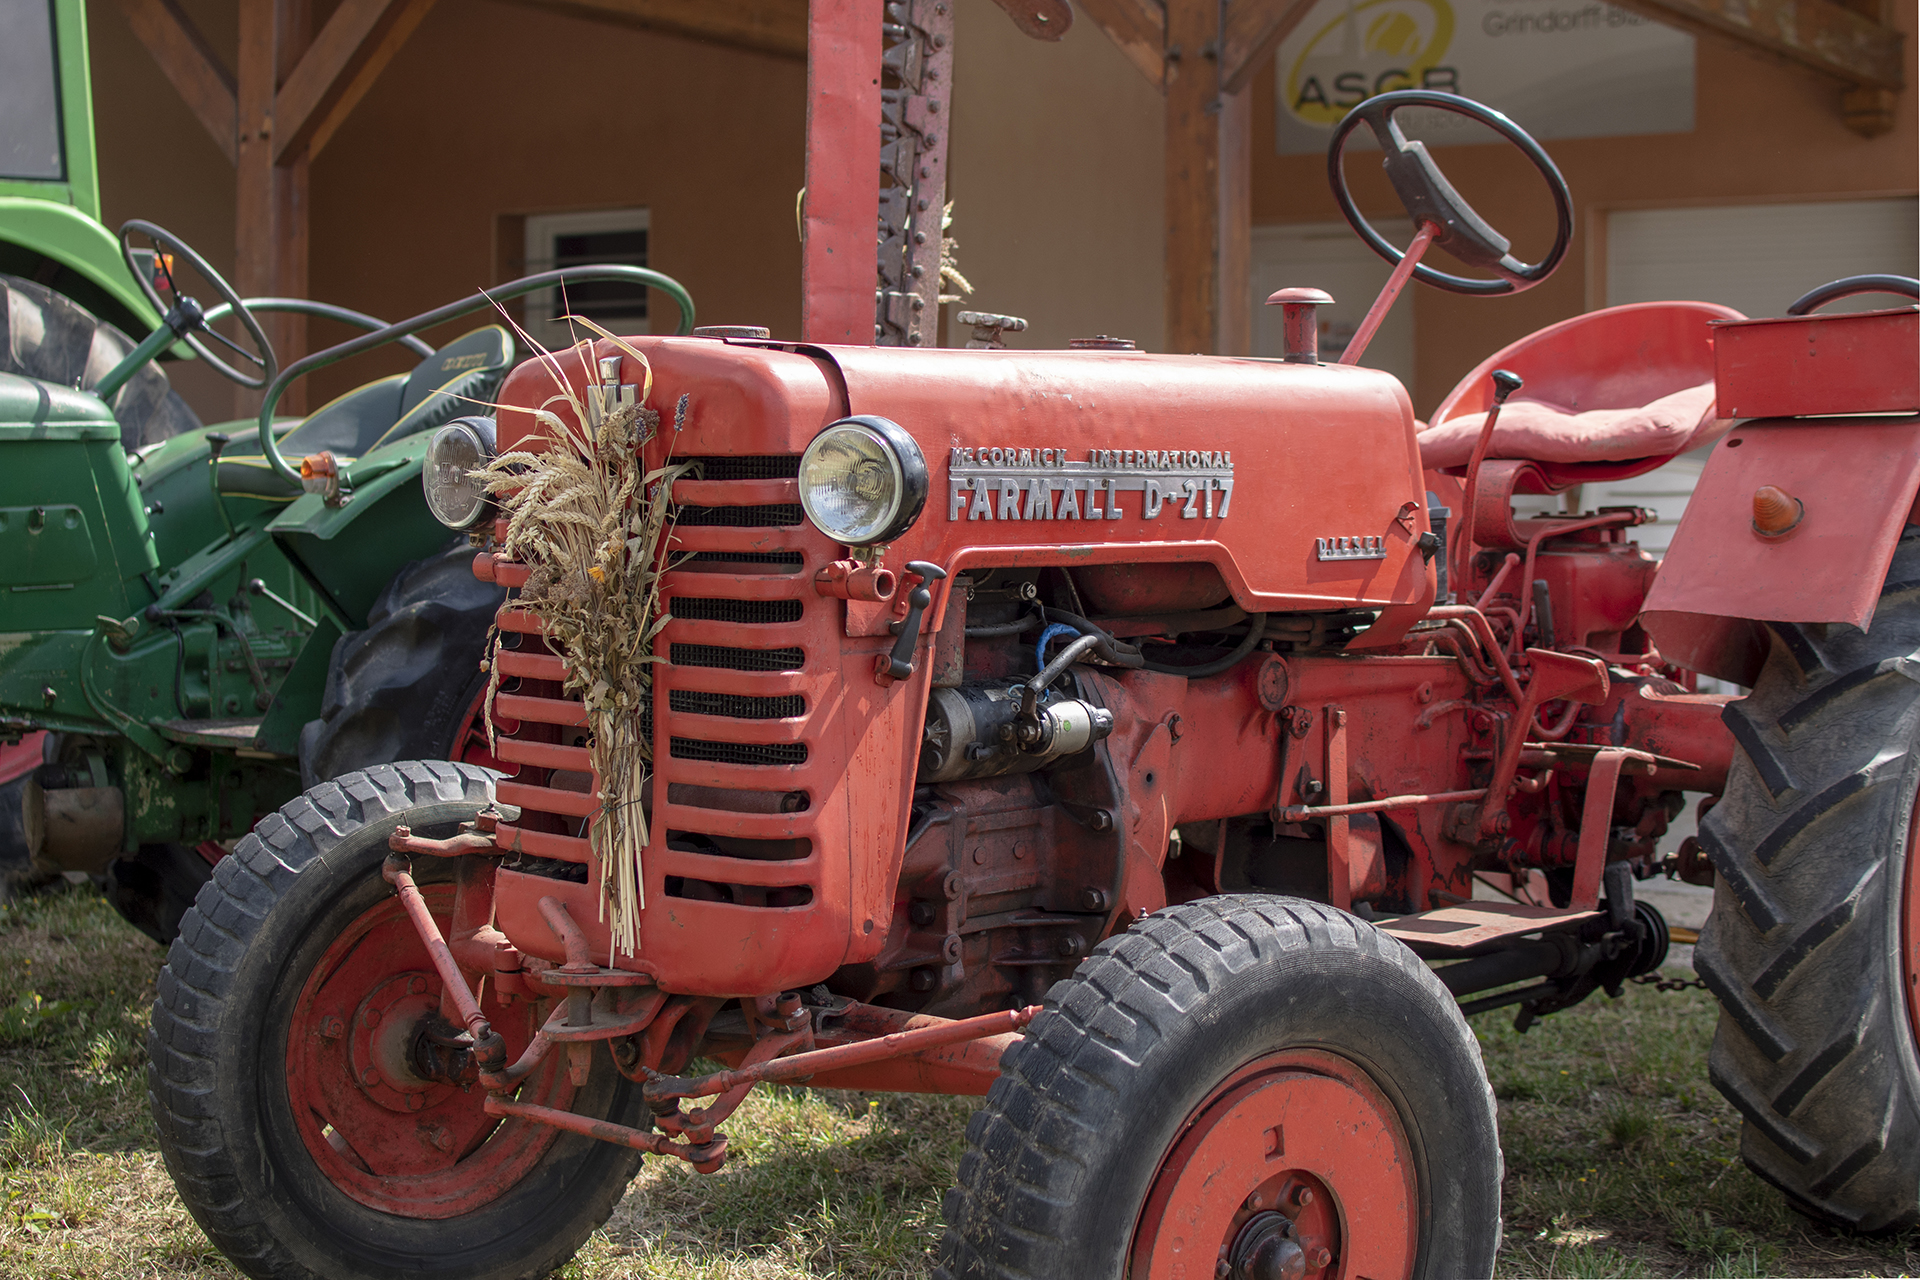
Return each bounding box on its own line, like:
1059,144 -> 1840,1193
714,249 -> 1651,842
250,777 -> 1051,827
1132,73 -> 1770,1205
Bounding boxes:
1416,380 -> 1723,469
1420,300 -> 1745,488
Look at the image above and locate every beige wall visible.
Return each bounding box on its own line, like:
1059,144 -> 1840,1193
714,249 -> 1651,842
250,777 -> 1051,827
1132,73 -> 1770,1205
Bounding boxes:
91,0 -> 807,419
945,0 -> 1166,352
87,0 -> 1918,424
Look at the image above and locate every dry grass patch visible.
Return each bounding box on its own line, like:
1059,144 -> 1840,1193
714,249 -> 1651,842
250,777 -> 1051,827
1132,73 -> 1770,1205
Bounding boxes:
8,881 -> 1920,1277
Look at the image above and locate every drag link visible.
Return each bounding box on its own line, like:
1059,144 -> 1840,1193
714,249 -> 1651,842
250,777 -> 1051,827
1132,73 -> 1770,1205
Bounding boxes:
644,1004 -> 1042,1105
484,1095 -> 729,1173
381,854 -> 506,1071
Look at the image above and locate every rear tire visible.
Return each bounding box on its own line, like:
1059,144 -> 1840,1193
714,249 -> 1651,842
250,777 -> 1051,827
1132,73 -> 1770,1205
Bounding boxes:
936,895 -> 1500,1279
0,272 -> 200,450
1696,527 -> 1920,1230
148,761 -> 644,1280
298,545 -> 504,789
105,843 -> 215,945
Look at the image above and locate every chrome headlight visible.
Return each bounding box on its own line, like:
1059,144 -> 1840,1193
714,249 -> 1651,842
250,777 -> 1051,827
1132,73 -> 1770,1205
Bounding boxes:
797,416 -> 928,547
422,416 -> 497,530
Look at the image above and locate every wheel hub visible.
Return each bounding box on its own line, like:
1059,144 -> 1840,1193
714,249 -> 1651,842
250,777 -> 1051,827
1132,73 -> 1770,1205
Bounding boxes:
347,972 -> 446,1112
1229,1212 -> 1305,1280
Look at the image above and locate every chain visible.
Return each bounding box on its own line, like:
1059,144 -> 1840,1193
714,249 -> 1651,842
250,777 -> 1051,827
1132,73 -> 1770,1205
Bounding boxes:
1632,972 -> 1708,993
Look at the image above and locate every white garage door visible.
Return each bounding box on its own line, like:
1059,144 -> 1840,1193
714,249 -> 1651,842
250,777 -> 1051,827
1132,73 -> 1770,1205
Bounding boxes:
1607,198 -> 1919,318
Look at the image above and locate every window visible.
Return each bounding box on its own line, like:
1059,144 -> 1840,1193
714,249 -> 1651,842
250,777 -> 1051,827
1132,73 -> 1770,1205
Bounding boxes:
521,208 -> 651,349
0,0 -> 65,182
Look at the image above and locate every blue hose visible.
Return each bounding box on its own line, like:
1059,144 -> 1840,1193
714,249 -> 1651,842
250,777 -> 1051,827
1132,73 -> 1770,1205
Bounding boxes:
1036,623 -> 1082,674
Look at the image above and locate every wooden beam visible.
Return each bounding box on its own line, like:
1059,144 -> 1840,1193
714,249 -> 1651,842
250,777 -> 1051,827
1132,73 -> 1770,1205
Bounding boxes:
1612,0 -> 1904,90
1163,0 -> 1217,353
114,0 -> 237,163
1217,85 -> 1251,356
501,0 -> 808,59
1220,0 -> 1316,94
276,0 -> 438,160
1074,0 -> 1165,89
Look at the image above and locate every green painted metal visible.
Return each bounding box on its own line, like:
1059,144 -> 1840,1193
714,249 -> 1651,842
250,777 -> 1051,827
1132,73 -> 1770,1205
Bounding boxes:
253,264 -> 698,486
0,1 -> 101,218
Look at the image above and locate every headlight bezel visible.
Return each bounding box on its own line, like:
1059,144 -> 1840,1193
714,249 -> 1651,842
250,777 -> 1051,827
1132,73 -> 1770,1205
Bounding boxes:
421,415 -> 498,531
797,415 -> 929,547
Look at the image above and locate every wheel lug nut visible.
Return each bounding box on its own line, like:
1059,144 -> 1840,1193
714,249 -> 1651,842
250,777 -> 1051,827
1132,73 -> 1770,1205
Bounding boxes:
408,976 -> 426,995
1248,1192 -> 1263,1209
360,1067 -> 378,1086
1295,1186 -> 1313,1207
1311,1247 -> 1331,1268
405,1094 -> 422,1111
362,1006 -> 382,1027
318,1016 -> 344,1039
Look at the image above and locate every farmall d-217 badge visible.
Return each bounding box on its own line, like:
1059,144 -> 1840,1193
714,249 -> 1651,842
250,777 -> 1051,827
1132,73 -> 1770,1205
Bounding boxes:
948,447 -> 1235,522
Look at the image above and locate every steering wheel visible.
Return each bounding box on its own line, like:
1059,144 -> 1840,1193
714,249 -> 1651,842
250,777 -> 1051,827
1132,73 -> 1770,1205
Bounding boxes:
1328,90 -> 1573,297
119,220 -> 278,388
1786,274 -> 1919,316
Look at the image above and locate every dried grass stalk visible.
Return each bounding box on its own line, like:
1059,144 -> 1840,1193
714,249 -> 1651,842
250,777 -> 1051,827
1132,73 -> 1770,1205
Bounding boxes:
480,326 -> 691,956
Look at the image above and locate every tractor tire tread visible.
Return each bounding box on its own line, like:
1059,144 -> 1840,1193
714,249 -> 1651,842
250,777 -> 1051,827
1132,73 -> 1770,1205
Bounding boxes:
936,895 -> 1498,1279
1699,531 -> 1920,1231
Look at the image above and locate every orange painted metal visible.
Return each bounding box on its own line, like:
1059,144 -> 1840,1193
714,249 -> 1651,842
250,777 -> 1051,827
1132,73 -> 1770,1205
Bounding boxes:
1713,307 -> 1920,420
802,1002 -> 1023,1095
801,0 -> 884,345
1127,1048 -> 1416,1280
1644,416 -> 1920,635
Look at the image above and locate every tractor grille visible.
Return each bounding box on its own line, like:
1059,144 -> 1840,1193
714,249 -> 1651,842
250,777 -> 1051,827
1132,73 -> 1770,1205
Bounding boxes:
674,504 -> 805,528
670,643 -> 805,672
671,598 -> 803,625
482,444 -> 845,985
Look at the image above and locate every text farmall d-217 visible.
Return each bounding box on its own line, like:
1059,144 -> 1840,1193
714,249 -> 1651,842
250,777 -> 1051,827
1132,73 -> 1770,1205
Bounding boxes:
147,5 -> 1920,1279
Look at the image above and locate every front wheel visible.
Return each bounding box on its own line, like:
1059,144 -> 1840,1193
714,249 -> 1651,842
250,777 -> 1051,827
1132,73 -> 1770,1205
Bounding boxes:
148,762 -> 644,1280
936,896 -> 1501,1279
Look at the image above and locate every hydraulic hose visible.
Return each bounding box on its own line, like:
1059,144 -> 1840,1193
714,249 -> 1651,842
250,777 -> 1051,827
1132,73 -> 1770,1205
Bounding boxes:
1138,614 -> 1269,679
253,264 -> 696,488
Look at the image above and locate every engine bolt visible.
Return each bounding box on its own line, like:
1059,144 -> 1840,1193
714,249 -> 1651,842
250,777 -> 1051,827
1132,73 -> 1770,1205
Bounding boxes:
1081,887 -> 1109,911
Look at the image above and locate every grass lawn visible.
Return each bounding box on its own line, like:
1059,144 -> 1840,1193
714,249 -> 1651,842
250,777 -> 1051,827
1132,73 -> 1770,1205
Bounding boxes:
5,880 -> 1919,1278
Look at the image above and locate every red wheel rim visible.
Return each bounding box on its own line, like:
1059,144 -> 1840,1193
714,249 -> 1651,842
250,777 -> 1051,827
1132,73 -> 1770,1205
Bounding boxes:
285,883 -> 570,1218
1128,1048 -> 1417,1280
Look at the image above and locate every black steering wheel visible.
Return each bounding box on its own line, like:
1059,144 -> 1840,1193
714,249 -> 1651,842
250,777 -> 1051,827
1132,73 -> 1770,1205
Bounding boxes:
1328,90 -> 1573,297
119,219 -> 278,388
1786,274 -> 1920,316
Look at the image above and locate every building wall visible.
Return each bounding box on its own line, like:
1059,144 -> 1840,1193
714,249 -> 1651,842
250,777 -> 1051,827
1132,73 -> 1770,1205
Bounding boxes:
90,0 -> 808,419
946,0 -> 1166,352
1246,3 -> 1920,415
87,0 -> 1918,425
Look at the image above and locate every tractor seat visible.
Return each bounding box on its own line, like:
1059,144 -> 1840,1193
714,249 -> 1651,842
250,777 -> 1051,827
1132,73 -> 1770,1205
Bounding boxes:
1418,301 -> 1744,489
217,325 -> 515,499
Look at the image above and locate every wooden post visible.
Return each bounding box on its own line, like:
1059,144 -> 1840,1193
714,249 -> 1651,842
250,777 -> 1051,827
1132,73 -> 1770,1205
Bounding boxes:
1162,0 -> 1255,356
1162,0 -> 1218,355
1217,85 -> 1251,358
235,0 -> 309,414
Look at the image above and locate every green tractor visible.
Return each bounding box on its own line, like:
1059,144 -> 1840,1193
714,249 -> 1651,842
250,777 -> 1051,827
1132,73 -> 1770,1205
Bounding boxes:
0,0 -> 694,941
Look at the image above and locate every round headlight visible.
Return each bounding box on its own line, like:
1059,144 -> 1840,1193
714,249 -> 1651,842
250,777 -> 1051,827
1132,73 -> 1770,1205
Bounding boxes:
797,416 -> 928,547
422,416 -> 497,530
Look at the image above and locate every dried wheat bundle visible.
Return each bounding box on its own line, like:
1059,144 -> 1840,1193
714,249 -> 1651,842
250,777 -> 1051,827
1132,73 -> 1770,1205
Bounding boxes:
479,326 -> 691,957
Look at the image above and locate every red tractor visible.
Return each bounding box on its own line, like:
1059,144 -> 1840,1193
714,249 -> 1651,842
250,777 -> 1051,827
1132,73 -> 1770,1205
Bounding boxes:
143,69 -> 1920,1280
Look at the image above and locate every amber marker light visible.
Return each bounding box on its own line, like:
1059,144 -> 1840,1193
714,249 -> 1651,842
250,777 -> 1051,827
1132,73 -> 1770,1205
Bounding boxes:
1752,485 -> 1805,538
